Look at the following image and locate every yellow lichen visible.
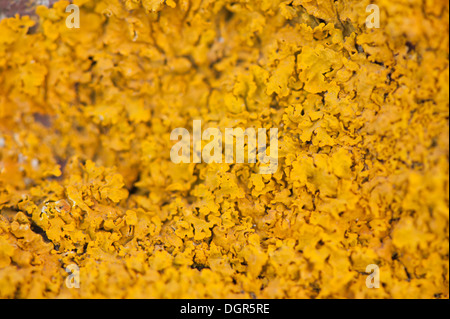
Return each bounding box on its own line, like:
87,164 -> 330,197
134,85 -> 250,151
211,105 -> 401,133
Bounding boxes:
0,0 -> 448,299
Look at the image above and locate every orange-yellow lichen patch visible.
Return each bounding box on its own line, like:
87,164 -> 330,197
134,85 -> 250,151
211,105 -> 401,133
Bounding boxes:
0,0 -> 448,299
